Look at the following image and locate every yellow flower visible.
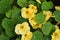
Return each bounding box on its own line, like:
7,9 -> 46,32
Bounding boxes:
15,22 -> 30,35
29,4 -> 37,13
51,29 -> 60,40
21,32 -> 32,40
29,16 -> 42,29
43,11 -> 52,21
55,6 -> 60,10
21,7 -> 34,19
36,0 -> 41,4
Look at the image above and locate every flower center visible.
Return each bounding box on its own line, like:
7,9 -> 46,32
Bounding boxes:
20,26 -> 24,29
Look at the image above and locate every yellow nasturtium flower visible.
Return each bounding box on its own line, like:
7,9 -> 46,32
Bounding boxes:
21,32 -> 32,40
29,16 -> 42,29
21,7 -> 34,19
29,4 -> 37,14
43,11 -> 52,21
55,6 -> 60,10
51,29 -> 60,40
36,0 -> 41,4
15,22 -> 30,35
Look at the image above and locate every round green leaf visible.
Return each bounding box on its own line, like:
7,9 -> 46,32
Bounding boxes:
31,31 -> 43,40
42,22 -> 53,35
41,1 -> 53,10
17,0 -> 28,7
53,10 -> 60,22
34,13 -> 45,24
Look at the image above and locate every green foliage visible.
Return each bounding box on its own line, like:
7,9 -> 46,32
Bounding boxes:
2,18 -> 15,37
34,13 -> 45,24
41,1 -> 53,10
42,22 -> 53,35
43,36 -> 51,40
16,37 -> 21,40
6,7 -> 20,18
53,10 -> 60,22
40,0 -> 46,3
0,26 -> 3,34
0,0 -> 59,40
17,0 -> 28,7
0,0 -> 13,14
0,35 -> 9,40
31,31 -> 43,40
28,1 -> 36,5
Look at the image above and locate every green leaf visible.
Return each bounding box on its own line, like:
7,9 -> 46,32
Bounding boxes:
6,29 -> 15,37
43,36 -> 51,40
53,10 -> 60,22
42,22 -> 53,35
0,35 -> 9,40
2,18 -> 14,30
6,7 -> 20,18
11,8 -> 20,18
34,13 -> 45,24
6,10 -> 12,18
41,1 -> 53,10
11,16 -> 27,24
2,18 -> 15,37
17,0 -> 28,7
0,0 -> 13,14
31,31 -> 43,40
28,1 -> 36,5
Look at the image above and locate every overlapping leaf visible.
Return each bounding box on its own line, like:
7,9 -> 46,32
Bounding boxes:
34,13 -> 45,24
0,0 -> 13,14
31,31 -> 43,40
53,10 -> 60,22
42,22 -> 54,35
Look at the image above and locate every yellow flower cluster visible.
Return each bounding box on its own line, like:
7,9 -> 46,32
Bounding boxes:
55,6 -> 60,10
43,11 -> 52,22
21,4 -> 37,19
21,4 -> 42,29
15,22 -> 32,40
51,28 -> 60,40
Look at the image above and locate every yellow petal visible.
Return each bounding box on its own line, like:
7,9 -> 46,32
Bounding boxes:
55,6 -> 60,10
29,4 -> 37,13
43,11 -> 52,21
36,0 -> 41,4
51,29 -> 60,40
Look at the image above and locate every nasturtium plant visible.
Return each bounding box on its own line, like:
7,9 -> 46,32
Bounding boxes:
34,13 -> 45,24
0,0 -> 60,40
42,22 -> 54,35
53,10 -> 60,22
31,31 -> 43,40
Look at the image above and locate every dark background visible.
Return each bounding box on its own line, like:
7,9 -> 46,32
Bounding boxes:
47,0 -> 60,6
